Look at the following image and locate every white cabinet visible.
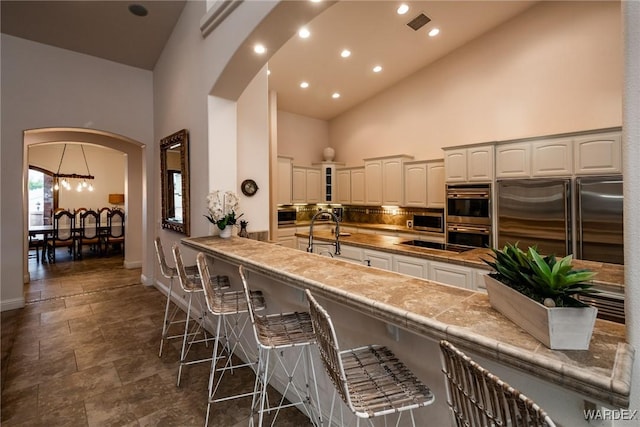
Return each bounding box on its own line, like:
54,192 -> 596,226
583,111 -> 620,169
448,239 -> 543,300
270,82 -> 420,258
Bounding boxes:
277,227 -> 296,249
277,156 -> 293,205
403,161 -> 427,207
315,162 -> 344,204
531,138 -> 572,177
393,255 -> 429,279
350,167 -> 366,205
496,142 -> 531,178
292,166 -> 321,204
336,168 -> 352,204
428,261 -> 474,289
365,155 -> 413,205
444,146 -> 494,183
363,249 -> 393,270
336,245 -> 363,264
574,131 -> 622,175
426,160 -> 445,209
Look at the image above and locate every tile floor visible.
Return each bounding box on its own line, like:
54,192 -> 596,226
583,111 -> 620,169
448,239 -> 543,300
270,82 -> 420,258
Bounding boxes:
1,249 -> 313,426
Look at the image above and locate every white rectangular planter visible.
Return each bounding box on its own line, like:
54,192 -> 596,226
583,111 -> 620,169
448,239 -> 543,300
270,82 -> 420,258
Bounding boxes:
484,275 -> 597,350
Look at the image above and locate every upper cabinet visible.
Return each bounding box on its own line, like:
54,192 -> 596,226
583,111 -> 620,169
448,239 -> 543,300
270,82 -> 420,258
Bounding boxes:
574,131 -> 622,175
365,155 -> 413,205
292,166 -> 321,204
444,145 -> 494,183
336,167 -> 365,205
350,167 -> 366,205
277,156 -> 293,205
403,159 -> 445,208
531,138 -> 573,177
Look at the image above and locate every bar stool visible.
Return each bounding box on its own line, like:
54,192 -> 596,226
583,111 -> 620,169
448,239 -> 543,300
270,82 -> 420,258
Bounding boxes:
155,237 -> 197,357
305,289 -> 435,427
172,243 -> 228,386
195,253 -> 266,426
238,265 -> 323,427
439,340 -> 556,427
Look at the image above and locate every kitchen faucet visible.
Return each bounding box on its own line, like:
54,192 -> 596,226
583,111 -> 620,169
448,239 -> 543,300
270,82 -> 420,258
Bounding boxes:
307,210 -> 341,256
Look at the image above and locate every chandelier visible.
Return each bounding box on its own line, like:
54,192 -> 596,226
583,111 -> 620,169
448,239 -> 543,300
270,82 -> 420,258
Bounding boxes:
53,144 -> 95,192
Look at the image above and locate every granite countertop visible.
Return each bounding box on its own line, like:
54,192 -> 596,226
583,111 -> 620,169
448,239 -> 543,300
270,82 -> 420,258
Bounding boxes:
299,229 -> 625,289
182,235 -> 632,408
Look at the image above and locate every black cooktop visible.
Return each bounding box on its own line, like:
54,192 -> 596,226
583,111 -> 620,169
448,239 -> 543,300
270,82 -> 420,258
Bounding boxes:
399,240 -> 471,253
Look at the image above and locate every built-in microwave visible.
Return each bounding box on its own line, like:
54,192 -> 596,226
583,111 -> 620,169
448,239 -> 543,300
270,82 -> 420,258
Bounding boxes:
413,211 -> 444,233
446,184 -> 491,226
277,208 -> 297,225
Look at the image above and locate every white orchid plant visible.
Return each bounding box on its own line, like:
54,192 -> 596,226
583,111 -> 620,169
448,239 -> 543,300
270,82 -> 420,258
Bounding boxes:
205,190 -> 243,230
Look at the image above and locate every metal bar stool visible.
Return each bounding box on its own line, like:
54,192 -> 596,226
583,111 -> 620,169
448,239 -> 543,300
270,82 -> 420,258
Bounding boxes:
195,253 -> 266,426
154,237 -> 200,357
172,243 -> 229,386
239,265 -> 323,427
305,289 -> 435,427
439,340 -> 556,427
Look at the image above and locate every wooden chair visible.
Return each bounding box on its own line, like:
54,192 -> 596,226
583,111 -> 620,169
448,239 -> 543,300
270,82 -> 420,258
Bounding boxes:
305,289 -> 434,427
77,209 -> 102,258
105,209 -> 125,255
439,340 -> 556,427
28,233 -> 43,263
46,209 -> 76,263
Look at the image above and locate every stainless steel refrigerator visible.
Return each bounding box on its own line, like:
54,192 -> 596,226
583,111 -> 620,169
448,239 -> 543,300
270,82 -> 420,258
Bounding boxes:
496,176 -> 623,264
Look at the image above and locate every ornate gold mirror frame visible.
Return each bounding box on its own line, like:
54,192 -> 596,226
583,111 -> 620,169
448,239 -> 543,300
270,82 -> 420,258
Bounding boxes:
160,129 -> 190,236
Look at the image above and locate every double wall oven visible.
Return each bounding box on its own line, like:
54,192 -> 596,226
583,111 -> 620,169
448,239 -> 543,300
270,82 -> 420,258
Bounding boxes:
446,184 -> 492,249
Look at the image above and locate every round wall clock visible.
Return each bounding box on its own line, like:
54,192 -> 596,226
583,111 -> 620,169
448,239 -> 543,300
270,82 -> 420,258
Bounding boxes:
241,179 -> 259,196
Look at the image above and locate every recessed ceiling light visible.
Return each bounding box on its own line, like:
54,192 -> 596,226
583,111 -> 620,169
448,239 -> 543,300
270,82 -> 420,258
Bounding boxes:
298,27 -> 311,39
254,44 -> 266,54
267,69 -> 271,75
310,0 -> 322,3
340,49 -> 351,58
428,28 -> 440,37
300,82 -> 309,89
397,4 -> 409,15
128,4 -> 148,17
373,65 -> 382,73
332,93 -> 341,99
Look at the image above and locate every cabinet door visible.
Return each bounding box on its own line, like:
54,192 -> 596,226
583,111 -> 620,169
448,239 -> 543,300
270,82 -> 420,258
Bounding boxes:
365,161 -> 383,205
532,138 -> 572,177
574,132 -> 622,175
277,228 -> 296,249
428,261 -> 473,289
467,145 -> 494,182
404,162 -> 427,207
426,161 -> 445,209
444,149 -> 467,182
291,167 -> 306,204
306,168 -> 322,203
496,143 -> 530,178
336,169 -> 352,204
393,254 -> 428,279
277,157 -> 292,205
363,249 -> 392,270
382,158 -> 404,205
336,245 -> 363,264
350,167 -> 366,205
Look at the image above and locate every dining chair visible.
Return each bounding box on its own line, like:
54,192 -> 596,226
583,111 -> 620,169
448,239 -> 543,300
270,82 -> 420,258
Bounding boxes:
439,340 -> 556,427
196,253 -> 266,426
105,208 -> 125,255
46,209 -> 76,263
239,265 -> 323,427
305,289 -> 435,427
28,233 -> 43,263
77,209 -> 102,258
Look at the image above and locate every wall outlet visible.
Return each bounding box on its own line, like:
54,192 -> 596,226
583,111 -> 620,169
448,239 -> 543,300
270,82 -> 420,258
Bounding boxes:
406,220 -> 413,228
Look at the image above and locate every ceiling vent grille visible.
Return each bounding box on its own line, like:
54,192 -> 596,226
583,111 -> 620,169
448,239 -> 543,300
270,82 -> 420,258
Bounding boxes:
406,13 -> 431,31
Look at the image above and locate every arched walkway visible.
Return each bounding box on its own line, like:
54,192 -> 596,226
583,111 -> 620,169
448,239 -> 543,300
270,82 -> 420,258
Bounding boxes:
23,127 -> 146,284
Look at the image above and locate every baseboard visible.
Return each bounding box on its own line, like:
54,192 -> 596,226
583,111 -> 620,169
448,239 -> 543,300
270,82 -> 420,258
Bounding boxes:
124,260 -> 142,269
23,272 -> 31,284
1,297 -> 26,312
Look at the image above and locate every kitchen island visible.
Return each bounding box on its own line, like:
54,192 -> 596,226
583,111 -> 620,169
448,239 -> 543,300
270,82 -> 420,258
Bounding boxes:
182,235 -> 632,425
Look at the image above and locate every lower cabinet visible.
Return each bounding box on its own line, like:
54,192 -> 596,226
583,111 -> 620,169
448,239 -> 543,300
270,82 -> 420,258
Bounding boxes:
363,249 -> 393,270
393,254 -> 428,279
277,228 -> 297,249
336,245 -> 363,264
428,261 -> 474,289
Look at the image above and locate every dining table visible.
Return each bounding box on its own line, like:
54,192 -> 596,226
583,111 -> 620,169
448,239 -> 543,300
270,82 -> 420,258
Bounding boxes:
28,225 -> 54,262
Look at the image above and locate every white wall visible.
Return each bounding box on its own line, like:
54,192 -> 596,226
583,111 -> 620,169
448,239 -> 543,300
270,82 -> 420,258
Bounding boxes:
277,110 -> 329,166
0,34 -> 154,310
329,1 -> 622,164
28,144 -> 125,211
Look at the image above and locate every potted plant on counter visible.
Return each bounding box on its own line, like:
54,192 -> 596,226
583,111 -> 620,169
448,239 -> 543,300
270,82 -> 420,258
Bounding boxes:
482,242 -> 598,350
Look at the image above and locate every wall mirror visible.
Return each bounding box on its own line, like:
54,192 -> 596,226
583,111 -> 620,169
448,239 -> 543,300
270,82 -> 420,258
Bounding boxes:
160,129 -> 190,236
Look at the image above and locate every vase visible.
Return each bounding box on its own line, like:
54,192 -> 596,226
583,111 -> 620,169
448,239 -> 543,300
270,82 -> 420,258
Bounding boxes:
484,275 -> 597,350
219,225 -> 232,239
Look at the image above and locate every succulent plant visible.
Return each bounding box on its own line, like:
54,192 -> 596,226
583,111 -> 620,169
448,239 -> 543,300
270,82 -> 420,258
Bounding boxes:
483,242 -> 597,308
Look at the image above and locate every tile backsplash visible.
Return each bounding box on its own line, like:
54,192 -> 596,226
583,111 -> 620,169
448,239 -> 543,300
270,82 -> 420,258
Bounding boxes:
292,205 -> 443,227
